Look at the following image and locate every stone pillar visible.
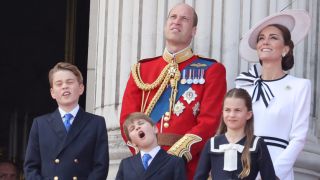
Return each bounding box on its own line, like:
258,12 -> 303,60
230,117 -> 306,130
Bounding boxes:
221,0 -> 241,89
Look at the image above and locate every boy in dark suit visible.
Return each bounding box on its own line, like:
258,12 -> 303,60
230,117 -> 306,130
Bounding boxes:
24,62 -> 109,180
116,112 -> 186,180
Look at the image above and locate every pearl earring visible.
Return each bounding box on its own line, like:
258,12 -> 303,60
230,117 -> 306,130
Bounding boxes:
282,52 -> 286,58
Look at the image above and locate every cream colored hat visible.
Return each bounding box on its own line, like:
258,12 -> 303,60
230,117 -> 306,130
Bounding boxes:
239,9 -> 311,62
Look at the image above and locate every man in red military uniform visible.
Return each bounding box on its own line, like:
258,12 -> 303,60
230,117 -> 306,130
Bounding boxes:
120,3 -> 226,179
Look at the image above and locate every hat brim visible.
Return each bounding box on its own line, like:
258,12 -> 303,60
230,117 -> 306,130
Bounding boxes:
239,10 -> 311,62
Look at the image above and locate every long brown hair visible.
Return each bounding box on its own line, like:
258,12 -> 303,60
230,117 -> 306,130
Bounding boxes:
217,88 -> 254,179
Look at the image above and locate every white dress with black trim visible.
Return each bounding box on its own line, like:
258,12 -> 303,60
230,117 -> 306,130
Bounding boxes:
194,134 -> 276,180
235,65 -> 311,180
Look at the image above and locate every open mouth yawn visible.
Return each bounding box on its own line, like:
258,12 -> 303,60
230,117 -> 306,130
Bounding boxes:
138,131 -> 145,139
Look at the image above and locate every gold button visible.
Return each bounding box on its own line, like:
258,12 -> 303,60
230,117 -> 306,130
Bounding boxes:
54,159 -> 60,164
74,159 -> 79,163
164,116 -> 170,121
54,176 -> 58,180
73,176 -> 78,180
164,122 -> 169,128
165,112 -> 170,116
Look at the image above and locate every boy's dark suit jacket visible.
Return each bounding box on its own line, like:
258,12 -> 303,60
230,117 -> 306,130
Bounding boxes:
24,108 -> 109,180
116,148 -> 187,180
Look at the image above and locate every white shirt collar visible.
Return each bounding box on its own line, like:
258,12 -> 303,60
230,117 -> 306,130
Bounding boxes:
140,146 -> 161,165
58,105 -> 80,124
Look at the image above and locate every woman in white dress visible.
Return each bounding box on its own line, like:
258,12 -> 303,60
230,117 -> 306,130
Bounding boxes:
235,10 -> 311,180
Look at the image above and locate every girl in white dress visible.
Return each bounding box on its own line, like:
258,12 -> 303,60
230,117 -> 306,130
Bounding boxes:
236,10 -> 311,180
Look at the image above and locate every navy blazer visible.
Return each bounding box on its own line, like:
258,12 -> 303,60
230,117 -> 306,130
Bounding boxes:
116,148 -> 187,180
194,135 -> 276,180
24,108 -> 109,180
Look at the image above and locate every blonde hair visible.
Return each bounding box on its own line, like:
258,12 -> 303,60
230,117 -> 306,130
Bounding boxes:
217,88 -> 254,178
48,62 -> 83,87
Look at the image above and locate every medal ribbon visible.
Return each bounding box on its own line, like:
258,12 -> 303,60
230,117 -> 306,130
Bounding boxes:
149,58 -> 214,123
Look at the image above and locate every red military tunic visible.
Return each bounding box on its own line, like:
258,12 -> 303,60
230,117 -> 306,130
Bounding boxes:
120,48 -> 226,179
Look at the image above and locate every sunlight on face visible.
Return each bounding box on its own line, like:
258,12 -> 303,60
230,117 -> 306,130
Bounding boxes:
256,26 -> 289,62
50,70 -> 84,111
223,97 -> 252,132
164,4 -> 196,48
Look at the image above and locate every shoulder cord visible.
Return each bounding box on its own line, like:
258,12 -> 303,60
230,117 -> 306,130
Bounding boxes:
131,61 -> 180,117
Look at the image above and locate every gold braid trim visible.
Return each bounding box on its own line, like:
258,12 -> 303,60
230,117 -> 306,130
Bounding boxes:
131,61 -> 180,115
167,134 -> 202,162
167,64 -> 180,117
131,63 -> 170,91
144,74 -> 171,116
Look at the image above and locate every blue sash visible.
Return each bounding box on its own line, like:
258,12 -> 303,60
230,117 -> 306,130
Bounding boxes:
149,58 -> 215,123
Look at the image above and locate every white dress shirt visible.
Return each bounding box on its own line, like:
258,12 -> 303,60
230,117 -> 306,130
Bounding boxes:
140,146 -> 161,166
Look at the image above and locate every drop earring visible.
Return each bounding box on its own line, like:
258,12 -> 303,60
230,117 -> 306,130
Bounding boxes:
282,52 -> 286,58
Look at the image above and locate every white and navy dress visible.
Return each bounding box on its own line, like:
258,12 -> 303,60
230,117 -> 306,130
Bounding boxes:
194,134 -> 276,180
235,64 -> 311,180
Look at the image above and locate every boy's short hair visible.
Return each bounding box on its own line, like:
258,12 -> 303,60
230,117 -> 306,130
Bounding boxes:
123,112 -> 154,141
48,62 -> 83,87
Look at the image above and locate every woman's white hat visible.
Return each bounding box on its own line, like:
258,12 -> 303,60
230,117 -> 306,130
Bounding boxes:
239,10 -> 311,62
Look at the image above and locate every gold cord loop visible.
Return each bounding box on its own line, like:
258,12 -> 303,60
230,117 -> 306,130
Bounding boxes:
131,60 -> 180,116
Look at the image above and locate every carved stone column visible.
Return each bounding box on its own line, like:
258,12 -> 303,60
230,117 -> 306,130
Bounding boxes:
107,129 -> 130,179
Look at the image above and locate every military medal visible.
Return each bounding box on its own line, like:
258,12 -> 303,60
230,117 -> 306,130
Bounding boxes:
180,69 -> 187,84
182,87 -> 197,104
193,69 -> 199,84
187,69 -> 193,84
199,69 -> 205,84
173,101 -> 185,116
192,102 -> 200,116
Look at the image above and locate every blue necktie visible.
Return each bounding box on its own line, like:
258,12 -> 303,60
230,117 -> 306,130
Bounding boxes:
142,154 -> 152,170
63,113 -> 73,132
